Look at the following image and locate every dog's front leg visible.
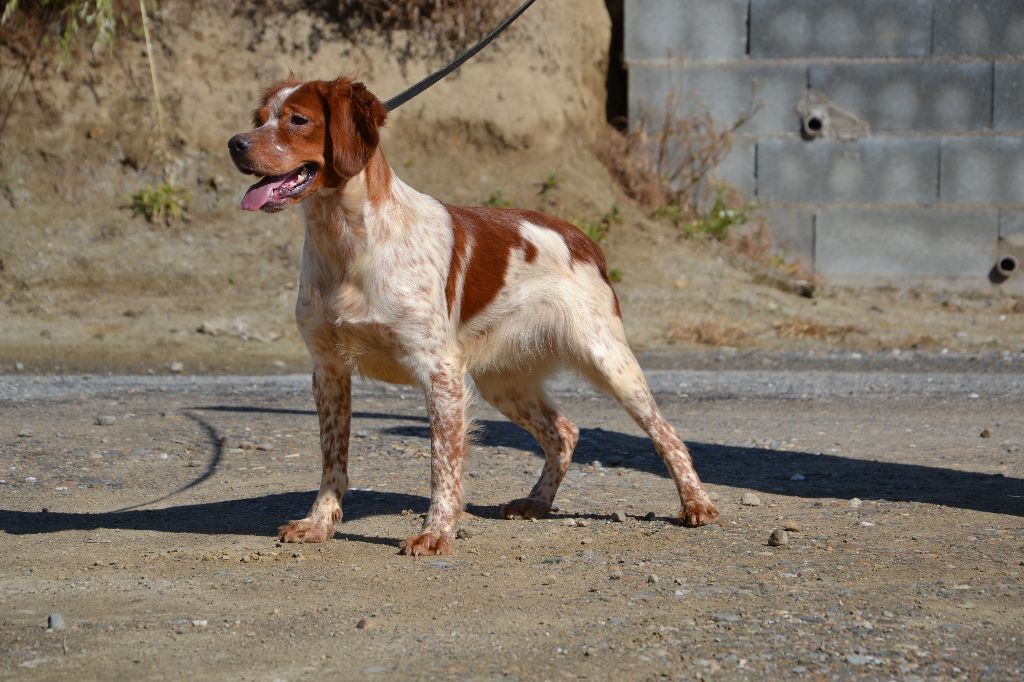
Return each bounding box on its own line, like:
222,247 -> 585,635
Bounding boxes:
279,364 -> 351,542
399,365 -> 466,556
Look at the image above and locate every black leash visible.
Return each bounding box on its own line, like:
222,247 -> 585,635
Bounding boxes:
383,0 -> 538,111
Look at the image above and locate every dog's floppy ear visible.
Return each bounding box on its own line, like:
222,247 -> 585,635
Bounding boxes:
323,78 -> 388,184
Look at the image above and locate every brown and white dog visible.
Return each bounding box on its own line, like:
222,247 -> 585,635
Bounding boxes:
228,76 -> 719,556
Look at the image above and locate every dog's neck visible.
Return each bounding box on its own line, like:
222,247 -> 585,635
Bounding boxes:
302,147 -> 397,265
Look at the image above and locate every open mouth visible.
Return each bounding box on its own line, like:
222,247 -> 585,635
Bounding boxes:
240,163 -> 318,212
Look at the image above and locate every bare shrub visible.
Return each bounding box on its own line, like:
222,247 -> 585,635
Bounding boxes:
596,89 -> 759,223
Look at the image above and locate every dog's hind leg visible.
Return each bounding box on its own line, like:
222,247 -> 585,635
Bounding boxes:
474,371 -> 579,520
279,364 -> 351,542
576,323 -> 719,527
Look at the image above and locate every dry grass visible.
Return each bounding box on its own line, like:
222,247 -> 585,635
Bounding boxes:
667,317 -> 749,347
773,318 -> 864,341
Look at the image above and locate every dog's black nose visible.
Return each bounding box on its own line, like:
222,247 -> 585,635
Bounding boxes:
228,134 -> 252,156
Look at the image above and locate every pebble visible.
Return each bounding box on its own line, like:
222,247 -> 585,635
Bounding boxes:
96,415 -> 117,426
17,428 -> 33,438
167,361 -> 184,373
456,527 -> 474,539
643,511 -> 656,521
605,455 -> 624,467
226,448 -> 246,456
790,473 -> 806,481
255,443 -> 274,451
781,520 -> 801,532
980,428 -> 992,438
768,529 -> 789,546
238,441 -> 256,450
741,492 -> 762,506
647,574 -> 659,584
355,617 -> 372,630
562,519 -> 577,527
849,497 -> 863,508
47,613 -> 65,630
612,511 -> 628,523
576,519 -> 590,527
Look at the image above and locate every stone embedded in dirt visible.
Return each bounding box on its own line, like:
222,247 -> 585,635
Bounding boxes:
167,362 -> 184,373
782,520 -> 801,532
647,574 -> 659,584
849,498 -> 863,508
226,448 -> 245,456
612,511 -> 628,523
980,428 -> 992,438
255,443 -> 274,451
741,493 -> 762,506
768,529 -> 789,546
576,519 -> 590,527
47,613 -> 65,630
643,511 -> 656,521
96,415 -> 116,426
356,617 -> 372,630
17,428 -> 33,438
562,518 -> 578,527
456,527 -> 474,539
238,441 -> 256,451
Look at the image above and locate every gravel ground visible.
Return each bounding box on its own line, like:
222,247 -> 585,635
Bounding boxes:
1,361 -> 1022,680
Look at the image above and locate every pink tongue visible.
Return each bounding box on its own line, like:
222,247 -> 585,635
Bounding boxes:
241,174 -> 291,211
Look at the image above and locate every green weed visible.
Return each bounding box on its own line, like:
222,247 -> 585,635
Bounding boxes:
483,190 -> 511,208
130,181 -> 188,224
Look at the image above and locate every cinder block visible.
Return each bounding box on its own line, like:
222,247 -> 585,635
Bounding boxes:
999,210 -> 1024,245
994,60 -> 1024,131
750,0 -> 932,58
629,64 -> 808,135
816,207 -> 999,282
757,138 -> 939,204
809,63 -> 993,132
715,137 -> 757,200
933,0 -> 1024,56
940,136 -> 1024,204
765,206 -> 816,269
624,0 -> 748,62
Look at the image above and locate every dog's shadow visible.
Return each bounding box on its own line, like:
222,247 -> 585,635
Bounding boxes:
0,404 -> 1020,541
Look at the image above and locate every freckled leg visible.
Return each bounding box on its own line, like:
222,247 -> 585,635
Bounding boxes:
475,372 -> 579,520
279,365 -> 351,543
581,337 -> 718,527
399,366 -> 467,556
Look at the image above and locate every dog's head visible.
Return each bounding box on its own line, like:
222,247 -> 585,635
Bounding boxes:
228,76 -> 388,212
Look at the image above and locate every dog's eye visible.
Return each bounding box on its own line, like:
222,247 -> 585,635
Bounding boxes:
290,114 -> 309,126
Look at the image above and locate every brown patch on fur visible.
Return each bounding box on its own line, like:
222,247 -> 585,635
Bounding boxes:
320,79 -> 389,186
364,147 -> 392,207
444,205 -> 615,324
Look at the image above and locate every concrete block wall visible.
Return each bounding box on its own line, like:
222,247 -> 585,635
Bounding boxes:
625,0 -> 1024,289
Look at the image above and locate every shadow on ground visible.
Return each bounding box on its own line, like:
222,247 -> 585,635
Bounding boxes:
1,404 -> 1020,540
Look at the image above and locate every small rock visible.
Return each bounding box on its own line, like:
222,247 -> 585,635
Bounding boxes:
611,510 -> 628,523
643,511 -> 656,521
561,518 -> 577,527
226,448 -> 246,456
605,455 -> 624,467
355,617 -> 372,630
238,441 -> 256,451
47,613 -> 65,630
781,520 -> 801,532
647,574 -> 659,584
456,527 -> 474,539
255,443 -> 274,451
768,529 -> 789,547
167,361 -> 184,373
576,519 -> 590,527
17,428 -> 33,438
15,362 -> 25,371
849,497 -> 863,508
96,415 -> 117,426
790,473 -> 806,481
191,619 -> 207,628
741,492 -> 762,506
980,428 -> 992,438
272,360 -> 286,369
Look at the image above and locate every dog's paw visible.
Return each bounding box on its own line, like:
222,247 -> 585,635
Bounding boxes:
399,531 -> 453,556
677,499 -> 720,527
501,497 -> 552,520
278,518 -> 334,543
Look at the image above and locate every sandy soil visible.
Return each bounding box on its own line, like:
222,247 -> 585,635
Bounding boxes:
1,371 -> 1022,679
